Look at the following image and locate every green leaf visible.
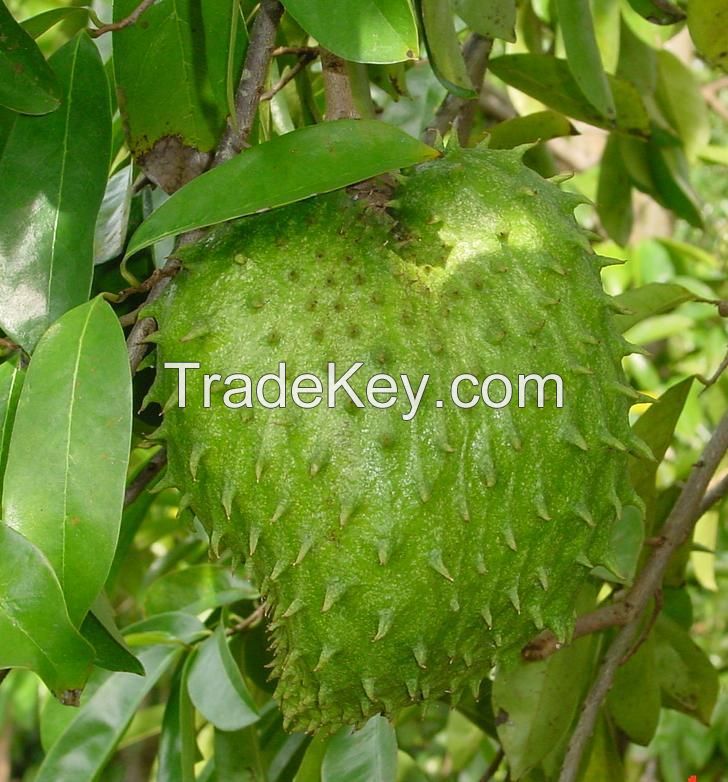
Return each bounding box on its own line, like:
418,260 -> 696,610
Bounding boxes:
627,0 -> 685,25
655,50 -> 710,159
2,298 -> 132,627
144,563 -> 258,616
294,734 -> 328,782
597,134 -> 633,245
556,0 -> 615,117
321,716 -> 398,782
591,0 -> 621,74
487,110 -> 577,149
94,165 -> 134,265
0,0 -> 60,114
454,0 -> 516,42
597,504 -> 645,583
187,624 -> 260,731
112,0 -> 245,193
280,0 -> 419,63
20,7 -> 90,40
654,614 -> 719,724
125,120 -> 439,257
698,144 -> 728,166
158,659 -> 197,782
489,54 -> 649,134
0,357 -> 23,505
0,33 -> 111,351
492,631 -> 597,777
0,524 -> 94,696
647,137 -> 703,228
613,281 -> 696,331
214,725 -> 266,782
419,0 -> 476,98
688,0 -> 728,71
80,594 -> 144,676
581,713 -> 624,781
607,632 -> 661,744
35,614 -> 204,782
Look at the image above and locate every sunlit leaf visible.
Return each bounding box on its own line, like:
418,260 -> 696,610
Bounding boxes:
487,110 -> 576,148
94,165 -> 134,265
419,0 -> 476,98
688,0 -> 728,71
613,281 -> 696,331
0,357 -> 23,504
2,298 -> 132,627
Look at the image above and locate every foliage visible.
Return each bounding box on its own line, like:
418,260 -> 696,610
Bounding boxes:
0,0 -> 726,780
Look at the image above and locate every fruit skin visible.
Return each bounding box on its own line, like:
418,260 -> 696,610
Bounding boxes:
145,145 -> 646,733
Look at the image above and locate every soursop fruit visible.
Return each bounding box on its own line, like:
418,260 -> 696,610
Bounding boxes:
145,146 -> 648,733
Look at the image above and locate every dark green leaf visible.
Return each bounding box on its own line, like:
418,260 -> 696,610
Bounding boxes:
80,594 -> 144,676
654,614 -> 719,724
647,139 -> 703,228
616,18 -> 658,95
280,0 -> 419,63
556,0 -> 615,118
0,356 -> 23,504
688,0 -> 728,70
294,734 -> 328,782
492,630 -> 597,777
0,0 -> 60,114
187,625 -> 260,731
419,0 -> 476,98
0,524 -> 94,696
597,135 -> 633,245
2,298 -> 132,627
144,563 -> 258,616
213,726 -> 265,782
487,110 -> 577,149
613,281 -> 696,331
321,716 -> 398,782
627,0 -> 685,25
489,54 -> 649,134
158,659 -> 197,782
454,0 -> 515,42
597,504 -> 645,584
35,614 -> 204,782
125,120 -> 439,257
607,632 -> 660,744
94,165 -> 134,264
0,34 -> 111,350
20,7 -> 90,40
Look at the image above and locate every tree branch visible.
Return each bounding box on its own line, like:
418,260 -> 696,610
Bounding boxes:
213,0 -> 284,165
124,449 -> 167,507
321,50 -> 359,120
89,0 -> 155,38
700,471 -> 728,516
557,412 -> 728,782
423,33 -> 493,146
260,50 -> 318,102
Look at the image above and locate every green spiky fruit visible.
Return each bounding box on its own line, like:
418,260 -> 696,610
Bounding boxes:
146,146 -> 646,733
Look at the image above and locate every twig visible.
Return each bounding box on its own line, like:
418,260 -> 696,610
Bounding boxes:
124,449 -> 167,507
228,603 -> 266,635
272,45 -> 319,57
261,51 -> 318,101
321,49 -> 359,120
700,471 -> 728,516
214,0 -> 284,164
89,0 -> 155,37
702,77 -> 728,124
110,263 -> 181,305
558,412 -> 728,782
423,34 -> 493,146
0,337 -> 20,353
698,346 -> 728,391
480,747 -> 505,782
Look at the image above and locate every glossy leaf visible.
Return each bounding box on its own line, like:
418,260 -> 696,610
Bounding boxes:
0,0 -> 60,114
419,0 -> 476,98
627,0 -> 685,25
655,614 -> 719,724
0,524 -> 94,696
144,563 -> 258,616
454,0 -> 515,42
321,716 -> 398,782
0,34 -> 111,351
20,7 -> 90,40
556,0 -> 615,118
0,357 -> 23,503
489,54 -> 649,133
35,614 -> 204,782
113,0 -> 246,193
94,165 -> 134,264
492,631 -> 597,777
597,135 -> 633,244
187,624 -> 260,731
488,110 -> 576,149
2,298 -> 132,627
687,0 -> 728,71
607,632 -> 661,744
280,0 -> 419,64
125,120 -> 439,257
613,282 -> 696,332
655,50 -> 710,159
